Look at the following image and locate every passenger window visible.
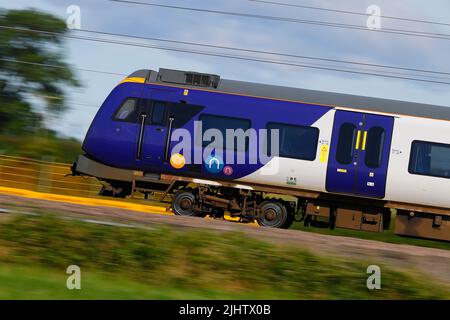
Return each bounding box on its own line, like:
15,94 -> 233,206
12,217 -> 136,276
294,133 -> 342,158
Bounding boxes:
364,127 -> 385,168
336,123 -> 357,165
114,98 -> 138,122
409,140 -> 450,179
267,122 -> 319,161
151,102 -> 166,125
198,114 -> 251,151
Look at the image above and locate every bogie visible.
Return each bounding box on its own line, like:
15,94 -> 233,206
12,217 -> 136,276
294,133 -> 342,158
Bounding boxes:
172,189 -> 205,217
170,186 -> 295,229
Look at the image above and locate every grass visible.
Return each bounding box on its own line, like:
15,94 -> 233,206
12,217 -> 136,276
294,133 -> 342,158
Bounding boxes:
0,264 -> 252,300
0,213 -> 448,299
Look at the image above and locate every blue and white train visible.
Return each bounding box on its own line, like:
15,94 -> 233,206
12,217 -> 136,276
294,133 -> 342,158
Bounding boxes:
71,68 -> 450,241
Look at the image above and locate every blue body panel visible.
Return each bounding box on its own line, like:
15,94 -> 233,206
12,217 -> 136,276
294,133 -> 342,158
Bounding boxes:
325,110 -> 363,195
83,83 -> 331,180
356,113 -> 394,198
83,83 -> 144,169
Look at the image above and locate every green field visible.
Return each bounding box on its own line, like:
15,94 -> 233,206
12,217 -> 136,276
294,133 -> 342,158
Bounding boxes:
0,213 -> 448,299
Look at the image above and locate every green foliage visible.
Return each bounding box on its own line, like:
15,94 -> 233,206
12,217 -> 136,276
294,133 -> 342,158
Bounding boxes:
0,264 -> 269,300
0,131 -> 81,163
0,8 -> 80,147
0,213 -> 448,299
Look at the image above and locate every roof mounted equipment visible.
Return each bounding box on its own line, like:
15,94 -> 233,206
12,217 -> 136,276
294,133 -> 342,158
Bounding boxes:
157,68 -> 220,88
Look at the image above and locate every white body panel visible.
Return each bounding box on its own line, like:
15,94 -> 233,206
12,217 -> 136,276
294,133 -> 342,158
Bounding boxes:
238,110 -> 335,193
239,109 -> 450,210
384,116 -> 450,208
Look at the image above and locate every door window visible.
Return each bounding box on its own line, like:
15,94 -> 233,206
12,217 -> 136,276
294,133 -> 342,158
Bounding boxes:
364,127 -> 385,168
336,123 -> 357,165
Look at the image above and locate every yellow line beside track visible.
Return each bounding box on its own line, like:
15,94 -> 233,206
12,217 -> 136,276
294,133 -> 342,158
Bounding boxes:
0,155 -> 258,225
0,186 -> 259,226
0,186 -> 170,215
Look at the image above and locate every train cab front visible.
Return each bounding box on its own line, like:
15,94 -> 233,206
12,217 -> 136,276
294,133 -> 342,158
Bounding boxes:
72,70 -> 162,179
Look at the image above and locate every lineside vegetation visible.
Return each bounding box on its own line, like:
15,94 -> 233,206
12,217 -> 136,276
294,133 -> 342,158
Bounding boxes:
0,213 -> 447,299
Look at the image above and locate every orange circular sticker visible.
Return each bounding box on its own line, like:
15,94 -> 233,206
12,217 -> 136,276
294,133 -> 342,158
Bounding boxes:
170,153 -> 186,169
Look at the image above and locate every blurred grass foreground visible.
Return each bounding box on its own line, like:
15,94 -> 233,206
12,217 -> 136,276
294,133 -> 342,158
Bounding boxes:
0,213 -> 448,299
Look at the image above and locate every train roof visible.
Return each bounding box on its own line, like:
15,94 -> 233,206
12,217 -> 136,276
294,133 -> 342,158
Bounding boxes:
130,68 -> 450,121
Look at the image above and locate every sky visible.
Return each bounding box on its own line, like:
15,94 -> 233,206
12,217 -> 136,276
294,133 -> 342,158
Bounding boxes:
1,0 -> 450,141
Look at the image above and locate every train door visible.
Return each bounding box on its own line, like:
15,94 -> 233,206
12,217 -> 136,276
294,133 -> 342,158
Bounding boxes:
109,97 -> 144,169
137,87 -> 206,174
138,90 -> 171,172
326,110 -> 394,198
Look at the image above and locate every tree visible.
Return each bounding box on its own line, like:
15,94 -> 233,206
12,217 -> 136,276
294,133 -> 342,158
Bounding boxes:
0,8 -> 80,134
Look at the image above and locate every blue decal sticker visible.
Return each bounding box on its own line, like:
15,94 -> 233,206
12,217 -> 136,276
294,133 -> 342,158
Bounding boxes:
204,155 -> 224,174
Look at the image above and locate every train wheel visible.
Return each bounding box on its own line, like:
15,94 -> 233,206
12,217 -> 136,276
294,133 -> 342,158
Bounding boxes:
257,201 -> 288,228
281,211 -> 295,229
172,190 -> 204,217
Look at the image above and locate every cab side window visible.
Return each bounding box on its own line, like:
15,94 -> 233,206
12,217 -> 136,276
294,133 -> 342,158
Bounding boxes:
113,98 -> 205,127
113,98 -> 139,122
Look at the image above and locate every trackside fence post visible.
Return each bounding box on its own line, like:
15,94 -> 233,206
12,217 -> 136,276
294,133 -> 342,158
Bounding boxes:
0,151 -> 4,185
38,156 -> 55,193
89,178 -> 98,198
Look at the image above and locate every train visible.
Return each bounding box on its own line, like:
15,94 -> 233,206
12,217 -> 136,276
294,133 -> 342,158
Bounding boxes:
71,68 -> 450,242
